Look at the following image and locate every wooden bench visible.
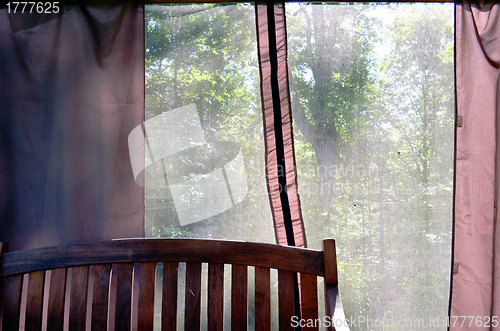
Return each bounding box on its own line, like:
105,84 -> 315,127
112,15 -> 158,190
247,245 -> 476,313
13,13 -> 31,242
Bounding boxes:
0,238 -> 345,330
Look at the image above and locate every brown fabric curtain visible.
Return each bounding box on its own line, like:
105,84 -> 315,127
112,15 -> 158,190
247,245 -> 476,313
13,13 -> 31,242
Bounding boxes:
452,2 -> 500,326
255,3 -> 306,248
0,3 -> 145,251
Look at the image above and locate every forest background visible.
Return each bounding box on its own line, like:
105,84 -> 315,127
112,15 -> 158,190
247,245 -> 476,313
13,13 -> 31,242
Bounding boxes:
144,3 -> 454,330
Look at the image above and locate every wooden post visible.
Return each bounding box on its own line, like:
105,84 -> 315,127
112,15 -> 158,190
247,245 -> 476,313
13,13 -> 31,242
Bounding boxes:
0,242 -> 8,327
323,239 -> 338,330
0,241 -> 9,329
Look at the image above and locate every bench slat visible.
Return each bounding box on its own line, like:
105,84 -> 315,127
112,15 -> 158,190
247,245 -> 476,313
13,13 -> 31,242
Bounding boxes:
231,264 -> 248,330
208,262 -> 224,331
255,266 -> 271,331
25,270 -> 45,330
184,262 -> 201,330
138,262 -> 156,331
2,274 -> 23,331
162,262 -> 178,331
91,264 -> 111,331
47,268 -> 66,331
300,273 -> 318,330
114,263 -> 133,331
69,266 -> 89,331
0,242 -> 7,328
278,270 -> 294,331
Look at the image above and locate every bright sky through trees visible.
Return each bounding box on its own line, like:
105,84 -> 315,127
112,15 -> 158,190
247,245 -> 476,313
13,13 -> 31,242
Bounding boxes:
145,3 -> 454,329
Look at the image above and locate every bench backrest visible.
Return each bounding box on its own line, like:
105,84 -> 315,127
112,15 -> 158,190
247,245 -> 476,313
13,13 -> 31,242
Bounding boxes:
0,238 -> 338,330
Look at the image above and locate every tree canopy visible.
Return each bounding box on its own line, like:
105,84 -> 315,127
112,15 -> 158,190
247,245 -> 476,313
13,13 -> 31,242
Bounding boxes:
145,3 -> 454,329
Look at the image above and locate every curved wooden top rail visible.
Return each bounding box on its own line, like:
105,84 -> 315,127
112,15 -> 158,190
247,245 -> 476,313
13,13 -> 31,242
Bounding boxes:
0,238 -> 328,277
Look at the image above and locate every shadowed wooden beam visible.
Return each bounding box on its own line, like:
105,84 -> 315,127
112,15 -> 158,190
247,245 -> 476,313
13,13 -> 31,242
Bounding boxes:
300,272 -> 319,330
162,262 -> 178,331
0,243 -> 9,329
137,262 -> 156,330
91,264 -> 111,331
184,262 -> 201,330
25,270 -> 45,330
115,263 -> 133,331
2,274 -> 22,331
47,268 -> 66,331
208,262 -> 224,331
231,264 -> 248,331
255,267 -> 271,331
69,266 -> 89,331
278,270 -> 294,331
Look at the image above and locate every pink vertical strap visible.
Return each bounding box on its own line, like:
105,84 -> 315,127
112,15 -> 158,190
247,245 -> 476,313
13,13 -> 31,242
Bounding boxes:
256,3 -> 306,248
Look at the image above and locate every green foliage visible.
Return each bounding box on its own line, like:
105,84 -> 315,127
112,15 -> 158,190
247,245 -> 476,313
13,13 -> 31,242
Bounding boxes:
149,225 -> 192,238
145,3 -> 454,329
289,3 -> 454,329
145,4 -> 274,243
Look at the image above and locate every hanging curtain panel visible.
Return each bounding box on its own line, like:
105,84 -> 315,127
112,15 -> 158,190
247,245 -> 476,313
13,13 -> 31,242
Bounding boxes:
0,3 -> 145,251
452,2 -> 500,326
